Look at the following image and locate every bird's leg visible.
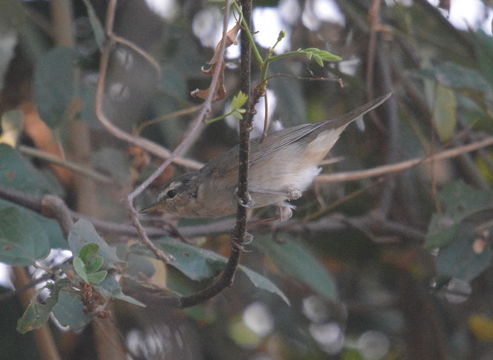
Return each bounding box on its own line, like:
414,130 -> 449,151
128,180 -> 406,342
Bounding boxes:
278,203 -> 294,221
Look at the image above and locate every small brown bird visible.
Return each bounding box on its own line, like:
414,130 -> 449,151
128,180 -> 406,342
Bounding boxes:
143,93 -> 391,220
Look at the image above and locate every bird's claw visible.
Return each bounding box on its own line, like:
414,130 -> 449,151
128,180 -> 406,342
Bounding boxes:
286,186 -> 302,201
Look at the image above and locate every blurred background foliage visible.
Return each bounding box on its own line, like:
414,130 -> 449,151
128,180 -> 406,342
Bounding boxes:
1,0 -> 493,359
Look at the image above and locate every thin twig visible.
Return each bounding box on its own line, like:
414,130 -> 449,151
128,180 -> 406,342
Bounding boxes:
18,145 -> 113,184
2,135 -> 493,240
305,177 -> 386,222
95,0 -> 171,263
0,184 -> 425,244
315,136 -> 493,183
112,34 -> 162,76
0,272 -> 53,302
135,105 -> 202,136
94,3 -> 202,170
267,73 -> 343,84
124,0 -> 232,264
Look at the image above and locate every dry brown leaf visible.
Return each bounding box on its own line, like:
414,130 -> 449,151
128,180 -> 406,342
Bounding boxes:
191,20 -> 240,102
209,20 -> 241,67
191,63 -> 226,101
20,102 -> 74,187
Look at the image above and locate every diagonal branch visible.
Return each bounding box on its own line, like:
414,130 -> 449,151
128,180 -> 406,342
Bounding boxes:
124,0 -> 233,265
315,136 -> 493,183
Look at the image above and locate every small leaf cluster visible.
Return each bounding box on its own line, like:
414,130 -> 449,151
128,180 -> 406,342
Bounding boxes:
16,219 -> 143,334
207,91 -> 248,124
296,48 -> 343,67
73,243 -> 107,284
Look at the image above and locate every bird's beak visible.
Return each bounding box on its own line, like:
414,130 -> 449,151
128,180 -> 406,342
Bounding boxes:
139,202 -> 163,214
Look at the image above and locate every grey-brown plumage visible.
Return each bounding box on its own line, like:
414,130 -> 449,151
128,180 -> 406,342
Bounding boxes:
143,93 -> 391,219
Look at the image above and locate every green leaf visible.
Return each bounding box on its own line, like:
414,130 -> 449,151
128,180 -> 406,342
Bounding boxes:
425,214 -> 460,248
341,349 -> 365,360
415,63 -> 493,113
86,270 -> 107,284
73,256 -> 89,283
0,198 -> 66,249
68,219 -> 121,269
74,249 -> 106,284
298,48 -> 342,66
255,236 -> 338,301
16,285 -> 60,334
0,144 -> 63,196
85,255 -> 104,273
95,275 -> 145,307
473,30 -> 493,86
81,0 -> 105,50
33,47 -> 77,128
52,290 -> 92,330
418,63 -> 491,92
0,207 -> 50,266
231,91 -> 248,111
153,239 -> 289,303
313,53 -> 323,67
78,243 -> 104,273
239,264 -> 290,305
79,243 -> 99,262
438,181 -> 493,221
126,252 -> 156,278
433,84 -> 457,142
425,181 -> 493,248
155,240 -> 226,281
436,223 -> 492,282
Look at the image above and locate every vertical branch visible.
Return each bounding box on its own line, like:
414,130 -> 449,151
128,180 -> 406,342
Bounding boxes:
233,0 -> 253,245
50,0 -> 74,46
375,43 -> 399,215
51,0 -> 96,215
179,0 -> 251,308
215,0 -> 253,291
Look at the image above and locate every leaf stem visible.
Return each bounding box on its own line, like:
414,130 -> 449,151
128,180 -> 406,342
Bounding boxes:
233,1 -> 264,68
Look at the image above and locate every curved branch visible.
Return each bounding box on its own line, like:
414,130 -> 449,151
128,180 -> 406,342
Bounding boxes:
94,1 -> 202,170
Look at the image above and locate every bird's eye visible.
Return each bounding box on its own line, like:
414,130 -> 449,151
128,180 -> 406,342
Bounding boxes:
166,189 -> 177,198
